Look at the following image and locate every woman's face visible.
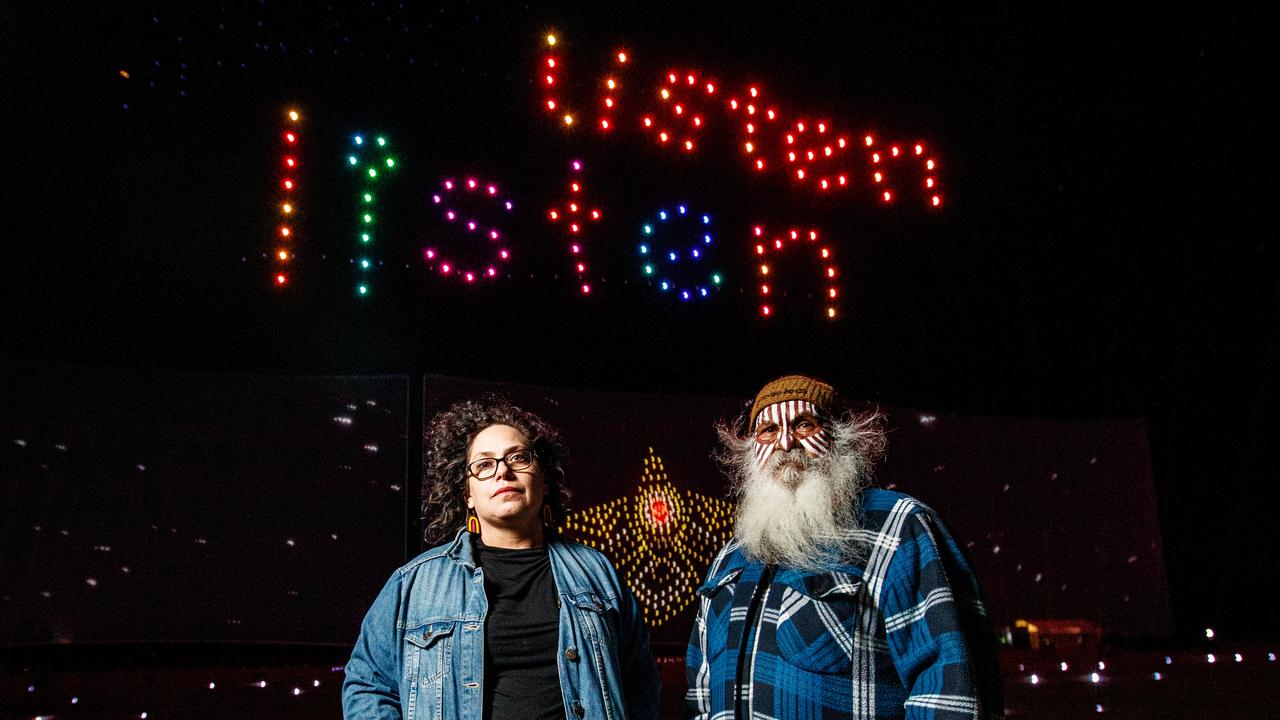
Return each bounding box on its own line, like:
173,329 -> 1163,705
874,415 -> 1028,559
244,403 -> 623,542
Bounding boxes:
465,424 -> 547,538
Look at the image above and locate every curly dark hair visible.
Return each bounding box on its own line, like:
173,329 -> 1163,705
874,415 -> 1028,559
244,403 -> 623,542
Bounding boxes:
421,396 -> 571,546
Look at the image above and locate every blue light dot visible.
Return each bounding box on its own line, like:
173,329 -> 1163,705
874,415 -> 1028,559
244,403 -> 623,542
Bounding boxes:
681,290 -> 690,300
704,234 -> 712,244
354,135 -> 363,145
678,205 -> 687,214
700,287 -> 708,296
361,234 -> 370,243
668,252 -> 677,261
643,225 -> 653,235
692,249 -> 700,258
660,281 -> 670,291
348,156 -> 358,165
702,215 -> 710,224
639,245 -> 648,254
658,211 -> 667,221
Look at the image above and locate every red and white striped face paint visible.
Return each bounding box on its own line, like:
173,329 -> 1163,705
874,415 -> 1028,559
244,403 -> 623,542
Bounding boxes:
752,400 -> 831,468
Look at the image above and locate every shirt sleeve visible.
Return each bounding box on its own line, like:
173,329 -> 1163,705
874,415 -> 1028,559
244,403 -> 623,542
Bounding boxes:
881,509 -> 1004,719
616,578 -> 663,720
684,592 -> 713,720
342,572 -> 405,719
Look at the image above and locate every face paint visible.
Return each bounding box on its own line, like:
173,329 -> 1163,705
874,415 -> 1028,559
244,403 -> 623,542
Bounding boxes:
751,400 -> 831,468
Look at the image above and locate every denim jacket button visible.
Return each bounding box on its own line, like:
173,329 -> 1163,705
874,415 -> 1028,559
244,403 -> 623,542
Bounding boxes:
572,701 -> 585,717
423,631 -> 432,641
564,647 -> 579,661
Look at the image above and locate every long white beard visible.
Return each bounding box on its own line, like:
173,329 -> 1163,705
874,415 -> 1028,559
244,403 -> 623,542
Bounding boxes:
730,427 -> 871,570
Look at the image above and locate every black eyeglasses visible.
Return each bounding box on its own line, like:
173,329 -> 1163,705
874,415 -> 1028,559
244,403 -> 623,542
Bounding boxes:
467,449 -> 536,480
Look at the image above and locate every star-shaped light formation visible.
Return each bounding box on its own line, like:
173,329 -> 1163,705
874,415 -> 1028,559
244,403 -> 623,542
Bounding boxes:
558,447 -> 735,627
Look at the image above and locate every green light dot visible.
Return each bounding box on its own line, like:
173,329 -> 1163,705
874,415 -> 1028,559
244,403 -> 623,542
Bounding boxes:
348,156 -> 357,165
358,285 -> 368,295
644,265 -> 653,275
361,233 -> 371,243
376,137 -> 386,147
363,214 -> 373,223
643,225 -> 652,234
368,168 -> 378,178
385,158 -> 395,168
360,259 -> 370,269
363,193 -> 373,202
712,274 -> 722,284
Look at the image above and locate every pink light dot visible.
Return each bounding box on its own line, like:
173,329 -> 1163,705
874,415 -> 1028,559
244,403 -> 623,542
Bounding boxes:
571,183 -> 580,192
487,185 -> 497,195
756,244 -> 765,254
467,179 -> 477,189
809,231 -> 818,240
467,221 -> 477,231
581,284 -> 591,294
601,119 -> 610,129
465,273 -> 475,282
571,244 -> 581,253
547,99 -> 556,110
790,230 -> 799,240
487,267 -> 496,276
820,180 -> 829,189
441,264 -> 451,273
797,122 -> 806,132
570,224 -> 580,233
643,117 -> 653,127
500,250 -> 510,259
425,249 -> 435,259
926,178 -> 935,188
706,83 -> 715,93
932,195 -> 941,206
818,123 -> 827,133
572,160 -> 582,171
446,211 -> 456,221
756,159 -> 765,170
873,153 -> 881,163
838,175 -> 847,185
891,146 -> 900,156
749,87 -> 758,97
693,116 -> 702,127
549,210 -> 559,220
432,195 -> 442,203
767,109 -> 775,120
824,146 -> 832,156
490,230 -> 499,239
753,226 -> 764,236
576,263 -> 585,272
590,210 -> 599,219
444,180 -> 454,190
926,159 -> 936,170
774,240 -> 783,249
838,138 -> 847,148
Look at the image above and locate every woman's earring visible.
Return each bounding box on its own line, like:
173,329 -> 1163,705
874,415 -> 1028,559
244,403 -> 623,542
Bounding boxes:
467,510 -> 481,534
542,503 -> 553,525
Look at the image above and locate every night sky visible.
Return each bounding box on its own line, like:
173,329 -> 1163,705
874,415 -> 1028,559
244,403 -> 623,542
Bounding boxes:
1,2 -> 1273,640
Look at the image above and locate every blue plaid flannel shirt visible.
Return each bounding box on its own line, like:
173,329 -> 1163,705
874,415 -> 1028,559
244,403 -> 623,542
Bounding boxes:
686,488 -> 1003,719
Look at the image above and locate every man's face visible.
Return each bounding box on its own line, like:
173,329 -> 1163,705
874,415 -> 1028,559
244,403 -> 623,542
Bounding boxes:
752,400 -> 830,472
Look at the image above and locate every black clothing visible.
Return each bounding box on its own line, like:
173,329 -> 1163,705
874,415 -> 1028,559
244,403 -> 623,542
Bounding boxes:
476,539 -> 566,720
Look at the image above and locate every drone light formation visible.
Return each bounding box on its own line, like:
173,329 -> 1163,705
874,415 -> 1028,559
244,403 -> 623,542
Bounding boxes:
638,204 -> 722,303
548,160 -> 602,294
274,107 -> 302,288
752,224 -> 840,320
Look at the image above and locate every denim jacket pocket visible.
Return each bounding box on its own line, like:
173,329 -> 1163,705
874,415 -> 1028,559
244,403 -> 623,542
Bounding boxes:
404,620 -> 456,685
568,591 -> 619,648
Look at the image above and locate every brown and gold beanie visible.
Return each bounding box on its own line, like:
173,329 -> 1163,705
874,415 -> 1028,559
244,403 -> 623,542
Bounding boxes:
749,375 -> 837,428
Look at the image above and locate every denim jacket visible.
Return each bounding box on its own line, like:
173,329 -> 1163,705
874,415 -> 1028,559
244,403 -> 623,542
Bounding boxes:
343,530 -> 661,720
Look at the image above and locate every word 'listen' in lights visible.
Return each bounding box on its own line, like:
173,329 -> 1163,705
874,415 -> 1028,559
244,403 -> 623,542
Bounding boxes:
540,35 -> 942,208
638,205 -> 723,302
548,160 -> 601,294
275,108 -> 302,287
753,225 -> 840,319
425,176 -> 515,284
347,133 -> 398,297
559,447 -> 735,627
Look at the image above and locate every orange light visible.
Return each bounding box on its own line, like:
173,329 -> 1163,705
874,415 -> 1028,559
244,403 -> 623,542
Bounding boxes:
660,88 -> 670,100
278,250 -> 290,261
760,264 -> 769,275
617,51 -> 627,63
282,203 -> 293,214
745,142 -> 754,153
606,78 -> 616,90
827,307 -> 836,319
288,110 -> 299,122
563,114 -> 574,125
119,69 -> 130,78
829,288 -> 837,298
643,117 -> 653,127
546,34 -> 557,46
755,244 -> 765,254
276,274 -> 287,285
874,172 -> 883,183
280,226 -> 291,237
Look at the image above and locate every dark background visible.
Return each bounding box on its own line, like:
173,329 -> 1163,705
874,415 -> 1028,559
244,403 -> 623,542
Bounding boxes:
1,1 -> 1272,643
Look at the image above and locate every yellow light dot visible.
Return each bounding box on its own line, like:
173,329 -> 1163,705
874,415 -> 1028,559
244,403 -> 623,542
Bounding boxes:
546,34 -> 557,46
288,110 -> 299,122
278,250 -> 289,261
282,203 -> 293,214
563,114 -> 574,125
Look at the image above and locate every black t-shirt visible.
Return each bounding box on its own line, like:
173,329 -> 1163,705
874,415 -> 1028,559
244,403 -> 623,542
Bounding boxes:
475,539 -> 566,720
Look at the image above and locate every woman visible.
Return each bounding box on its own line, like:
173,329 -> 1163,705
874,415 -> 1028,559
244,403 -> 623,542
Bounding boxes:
343,397 -> 661,720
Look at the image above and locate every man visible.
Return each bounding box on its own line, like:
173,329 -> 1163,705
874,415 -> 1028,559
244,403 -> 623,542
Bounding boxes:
686,375 -> 1003,719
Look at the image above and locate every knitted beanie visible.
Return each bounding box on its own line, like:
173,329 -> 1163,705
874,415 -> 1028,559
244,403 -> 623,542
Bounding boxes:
749,375 -> 838,427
